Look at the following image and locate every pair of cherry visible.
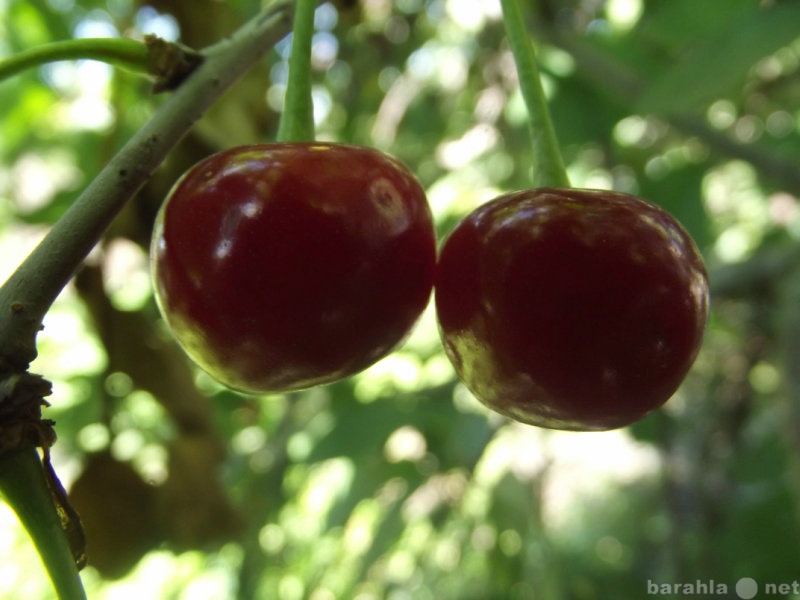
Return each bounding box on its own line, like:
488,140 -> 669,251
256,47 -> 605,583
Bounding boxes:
151,142 -> 709,432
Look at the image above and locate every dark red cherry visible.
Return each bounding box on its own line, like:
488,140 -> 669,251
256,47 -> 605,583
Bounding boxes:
151,143 -> 436,393
435,188 -> 709,431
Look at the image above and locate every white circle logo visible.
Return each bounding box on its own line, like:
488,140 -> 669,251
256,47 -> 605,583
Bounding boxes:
736,578 -> 758,599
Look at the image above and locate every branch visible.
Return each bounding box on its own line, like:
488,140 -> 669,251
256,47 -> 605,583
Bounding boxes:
0,0 -> 294,371
0,448 -> 86,600
0,35 -> 204,93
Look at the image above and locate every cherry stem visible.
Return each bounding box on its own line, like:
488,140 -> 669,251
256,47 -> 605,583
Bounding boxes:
276,0 -> 316,142
0,449 -> 86,600
499,0 -> 570,189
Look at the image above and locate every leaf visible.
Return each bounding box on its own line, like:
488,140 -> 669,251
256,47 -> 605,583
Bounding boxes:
636,3 -> 800,114
636,0 -> 755,48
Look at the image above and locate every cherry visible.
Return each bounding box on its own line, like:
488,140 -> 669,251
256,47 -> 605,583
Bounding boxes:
435,188 -> 709,431
151,143 -> 436,393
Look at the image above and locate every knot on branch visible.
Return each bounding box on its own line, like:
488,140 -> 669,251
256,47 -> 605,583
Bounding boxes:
0,369 -> 56,455
145,34 -> 205,93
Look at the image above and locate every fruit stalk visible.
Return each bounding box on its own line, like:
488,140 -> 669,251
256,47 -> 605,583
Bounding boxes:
0,449 -> 86,600
499,0 -> 570,188
276,0 -> 317,142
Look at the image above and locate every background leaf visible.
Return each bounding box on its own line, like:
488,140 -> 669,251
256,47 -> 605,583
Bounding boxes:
636,3 -> 800,114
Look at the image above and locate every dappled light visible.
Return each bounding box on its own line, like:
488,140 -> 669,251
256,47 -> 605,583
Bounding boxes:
1,0 -> 799,598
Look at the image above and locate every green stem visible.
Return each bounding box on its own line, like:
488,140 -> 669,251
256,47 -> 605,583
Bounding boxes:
499,0 -> 570,188
0,38 -> 148,83
276,0 -> 316,142
0,449 -> 86,600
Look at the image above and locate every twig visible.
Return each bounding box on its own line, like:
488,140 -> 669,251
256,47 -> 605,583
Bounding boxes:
0,38 -> 149,82
0,448 -> 87,600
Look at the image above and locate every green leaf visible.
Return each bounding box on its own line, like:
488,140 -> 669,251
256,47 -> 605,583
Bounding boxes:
637,3 -> 800,114
636,0 -> 755,48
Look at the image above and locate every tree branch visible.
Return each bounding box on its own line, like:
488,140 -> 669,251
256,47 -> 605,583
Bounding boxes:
0,0 -> 294,371
0,448 -> 87,600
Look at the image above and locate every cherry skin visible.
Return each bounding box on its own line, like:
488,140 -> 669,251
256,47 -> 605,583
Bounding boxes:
151,143 -> 436,393
435,188 -> 709,431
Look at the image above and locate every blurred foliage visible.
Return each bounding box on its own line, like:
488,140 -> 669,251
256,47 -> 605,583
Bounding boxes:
1,0 -> 800,598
